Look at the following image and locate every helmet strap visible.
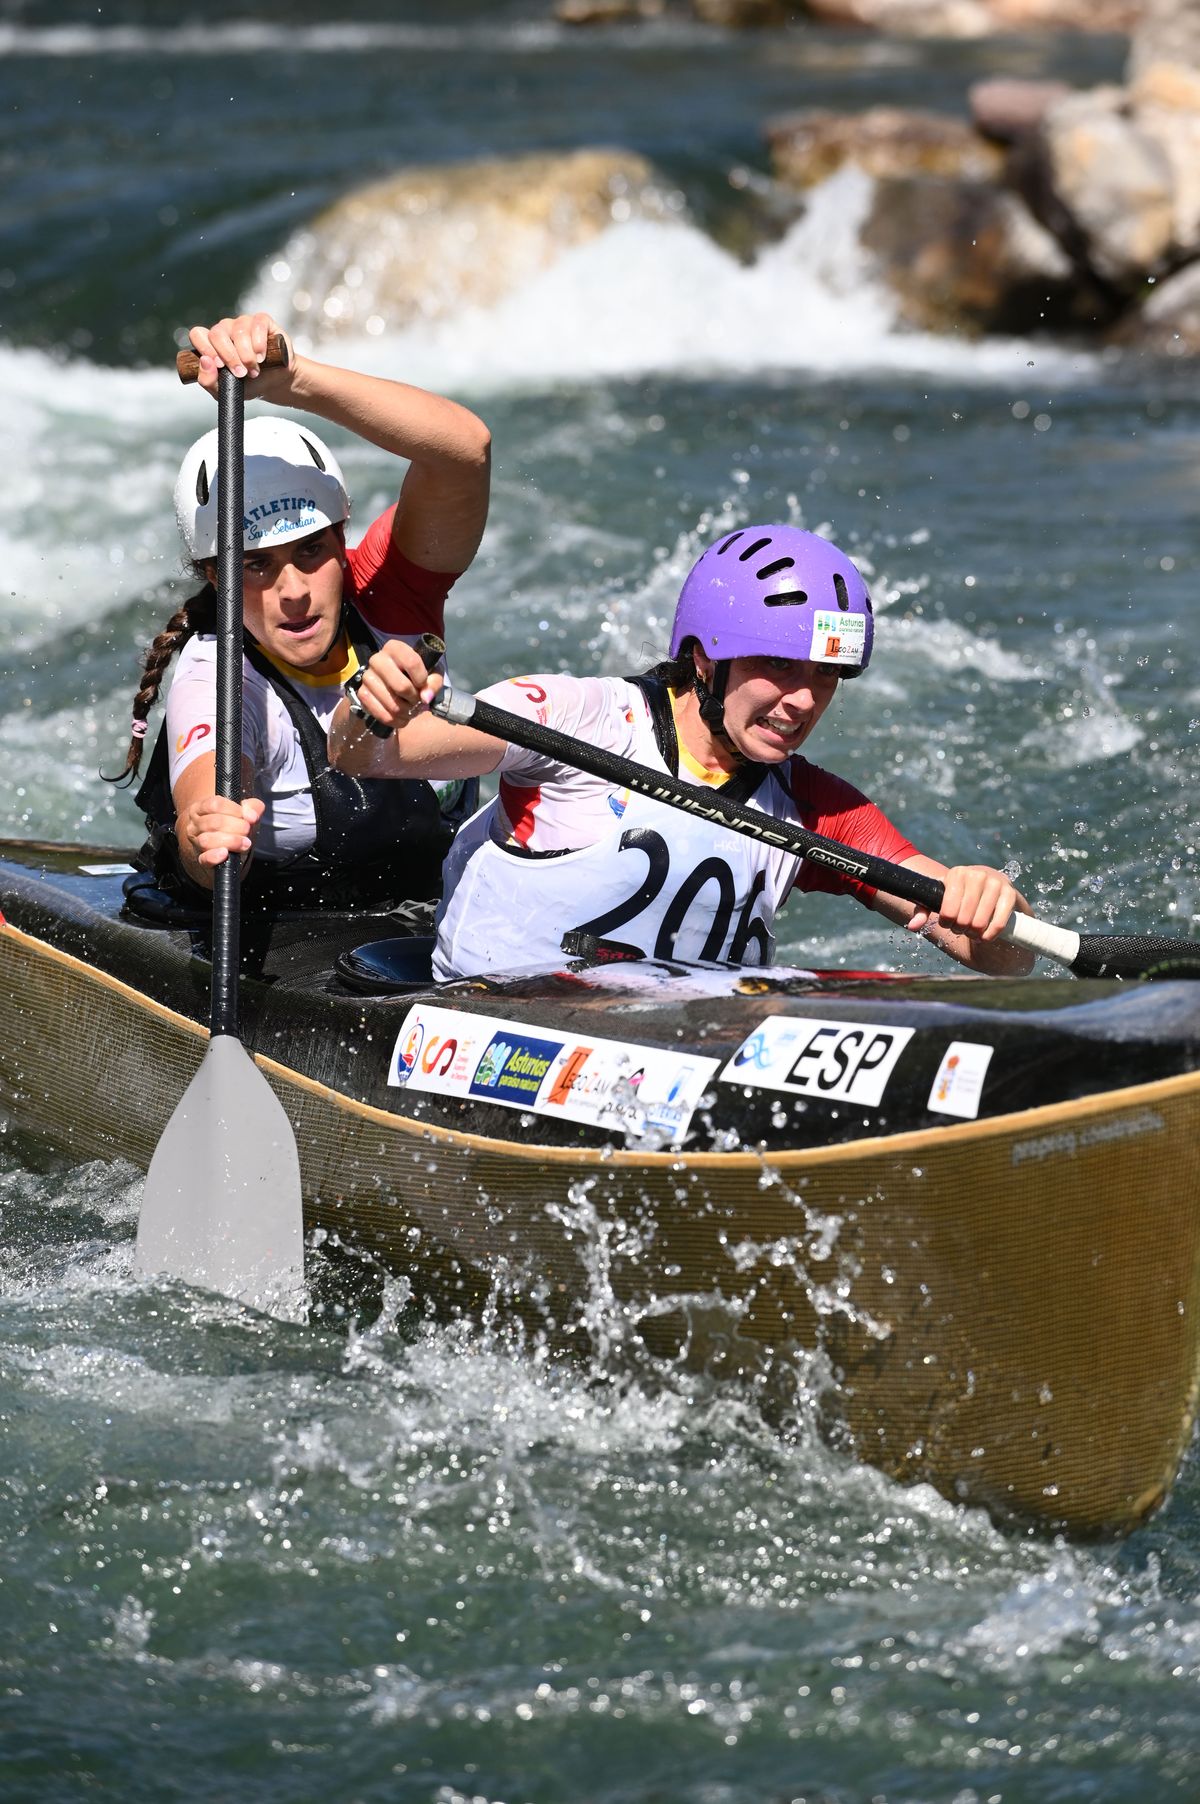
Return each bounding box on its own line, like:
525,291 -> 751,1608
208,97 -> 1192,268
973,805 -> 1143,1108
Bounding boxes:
693,658 -> 741,752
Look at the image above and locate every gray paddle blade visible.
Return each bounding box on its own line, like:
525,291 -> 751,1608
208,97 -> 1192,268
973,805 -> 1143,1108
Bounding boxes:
136,1035 -> 306,1320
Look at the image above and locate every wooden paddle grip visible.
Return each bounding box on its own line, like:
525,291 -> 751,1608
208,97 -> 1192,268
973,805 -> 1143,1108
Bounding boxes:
176,331 -> 290,385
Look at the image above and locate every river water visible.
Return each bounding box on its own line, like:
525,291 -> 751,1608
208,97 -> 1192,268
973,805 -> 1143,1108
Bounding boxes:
3,4 -> 1200,1799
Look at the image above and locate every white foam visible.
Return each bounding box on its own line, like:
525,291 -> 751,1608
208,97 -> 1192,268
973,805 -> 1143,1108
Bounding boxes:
1016,674 -> 1145,770
957,1560 -> 1102,1673
0,345 -> 197,640
885,609 -> 1041,683
253,170 -> 1096,395
0,18 -> 708,57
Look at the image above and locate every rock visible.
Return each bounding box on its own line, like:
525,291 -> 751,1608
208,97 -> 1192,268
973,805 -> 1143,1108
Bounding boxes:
254,149 -> 679,340
988,0 -> 1141,25
765,106 -> 1003,191
1124,60 -> 1200,258
689,0 -> 800,20
1130,59 -> 1200,110
1020,87 -> 1175,283
803,0 -> 1000,34
1111,258 -> 1200,351
969,77 -> 1073,144
805,0 -> 1141,33
554,0 -> 664,22
1127,0 -> 1200,83
860,174 -> 1104,334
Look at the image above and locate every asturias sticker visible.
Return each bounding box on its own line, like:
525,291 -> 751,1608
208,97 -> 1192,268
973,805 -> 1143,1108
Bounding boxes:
469,1033 -> 562,1105
809,609 -> 867,667
722,1014 -> 914,1106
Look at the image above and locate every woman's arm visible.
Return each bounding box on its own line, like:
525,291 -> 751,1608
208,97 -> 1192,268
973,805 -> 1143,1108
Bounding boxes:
171,752 -> 264,890
185,311 -> 491,573
871,855 -> 1036,976
328,639 -> 505,780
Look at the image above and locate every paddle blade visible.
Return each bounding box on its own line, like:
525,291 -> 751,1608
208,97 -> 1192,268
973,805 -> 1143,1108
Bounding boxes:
135,1035 -> 306,1320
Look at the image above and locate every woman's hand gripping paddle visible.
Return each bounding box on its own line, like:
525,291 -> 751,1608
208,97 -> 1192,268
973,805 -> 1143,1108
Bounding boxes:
433,684 -> 1200,982
135,353 -> 305,1319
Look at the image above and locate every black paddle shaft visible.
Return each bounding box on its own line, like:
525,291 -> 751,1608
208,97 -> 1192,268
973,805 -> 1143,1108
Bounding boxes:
442,691 -> 948,914
212,366 -> 244,1038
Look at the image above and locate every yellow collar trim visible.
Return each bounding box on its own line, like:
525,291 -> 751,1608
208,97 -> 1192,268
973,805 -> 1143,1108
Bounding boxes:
256,631 -> 359,689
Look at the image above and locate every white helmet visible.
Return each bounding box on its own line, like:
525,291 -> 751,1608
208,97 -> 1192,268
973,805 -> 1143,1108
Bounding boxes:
174,416 -> 350,561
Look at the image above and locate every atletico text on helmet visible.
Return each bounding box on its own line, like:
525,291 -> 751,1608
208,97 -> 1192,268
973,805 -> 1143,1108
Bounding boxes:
174,416 -> 351,562
670,525 -> 874,676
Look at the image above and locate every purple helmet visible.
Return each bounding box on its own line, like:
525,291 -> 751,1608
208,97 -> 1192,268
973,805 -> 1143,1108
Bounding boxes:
670,525 -> 873,677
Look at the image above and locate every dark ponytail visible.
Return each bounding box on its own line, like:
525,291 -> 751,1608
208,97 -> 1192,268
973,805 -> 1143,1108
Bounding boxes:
102,582 -> 216,787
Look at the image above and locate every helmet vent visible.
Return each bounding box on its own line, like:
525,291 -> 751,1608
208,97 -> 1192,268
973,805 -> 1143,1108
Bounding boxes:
756,556 -> 793,580
299,434 -> 327,472
716,532 -> 744,555
763,588 -> 809,608
195,461 -> 209,507
738,536 -> 772,562
833,572 -> 849,610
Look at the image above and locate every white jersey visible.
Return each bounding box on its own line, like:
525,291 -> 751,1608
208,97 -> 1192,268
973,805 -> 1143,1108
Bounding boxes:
165,627 -> 447,862
433,674 -> 800,980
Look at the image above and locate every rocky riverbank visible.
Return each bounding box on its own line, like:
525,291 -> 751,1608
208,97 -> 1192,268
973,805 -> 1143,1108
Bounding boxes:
258,0 -> 1200,357
554,0 -> 1141,35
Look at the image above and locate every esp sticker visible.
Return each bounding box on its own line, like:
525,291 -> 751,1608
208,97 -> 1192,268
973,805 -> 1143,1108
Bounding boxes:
722,1015 -> 914,1107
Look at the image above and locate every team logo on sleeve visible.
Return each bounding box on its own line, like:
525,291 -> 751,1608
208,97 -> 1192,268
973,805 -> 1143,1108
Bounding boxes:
175,722 -> 212,754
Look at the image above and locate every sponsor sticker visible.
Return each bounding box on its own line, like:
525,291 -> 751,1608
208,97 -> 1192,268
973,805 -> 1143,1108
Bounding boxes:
927,1040 -> 994,1120
386,1005 -> 718,1143
810,609 -> 867,667
721,1014 -> 913,1106
388,1019 -> 425,1086
469,1032 -> 562,1104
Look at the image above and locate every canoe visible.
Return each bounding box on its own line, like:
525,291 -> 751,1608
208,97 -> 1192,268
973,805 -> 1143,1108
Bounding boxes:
2,835 -> 1199,1539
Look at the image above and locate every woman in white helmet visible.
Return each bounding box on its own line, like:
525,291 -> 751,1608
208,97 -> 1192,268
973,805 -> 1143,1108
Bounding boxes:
111,309 -> 490,909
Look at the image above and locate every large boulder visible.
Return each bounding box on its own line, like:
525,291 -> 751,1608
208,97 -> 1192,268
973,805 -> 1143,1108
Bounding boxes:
554,0 -> 664,21
765,106 -> 1003,189
1111,257 -> 1200,351
764,102 -> 1113,337
968,78 -> 1073,145
1127,0 -> 1200,80
860,175 -> 1099,334
1128,61 -> 1200,257
804,0 -> 1141,33
690,0 -> 799,19
255,149 -> 679,340
803,0 -> 1009,34
1017,87 -> 1175,284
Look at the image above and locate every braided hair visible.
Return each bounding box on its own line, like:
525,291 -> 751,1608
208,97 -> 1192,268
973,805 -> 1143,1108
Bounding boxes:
102,580 -> 216,786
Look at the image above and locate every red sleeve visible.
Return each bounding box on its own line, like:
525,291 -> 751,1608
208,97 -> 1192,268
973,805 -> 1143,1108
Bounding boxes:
345,505 -> 462,638
787,759 -> 918,905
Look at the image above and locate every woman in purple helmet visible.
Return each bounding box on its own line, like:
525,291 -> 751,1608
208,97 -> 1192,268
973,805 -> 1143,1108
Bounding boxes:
328,524 -> 1034,981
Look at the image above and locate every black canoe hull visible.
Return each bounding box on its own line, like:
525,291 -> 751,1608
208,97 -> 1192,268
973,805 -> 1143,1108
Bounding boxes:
3,839 -> 1200,1540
